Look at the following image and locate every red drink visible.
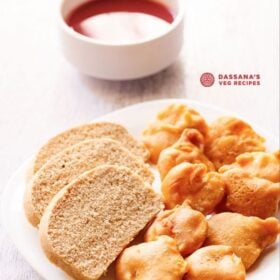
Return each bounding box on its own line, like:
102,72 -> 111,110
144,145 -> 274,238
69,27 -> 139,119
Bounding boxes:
67,0 -> 174,44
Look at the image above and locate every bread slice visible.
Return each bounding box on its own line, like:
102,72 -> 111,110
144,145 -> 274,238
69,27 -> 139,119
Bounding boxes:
32,122 -> 149,175
39,165 -> 162,280
24,138 -> 154,227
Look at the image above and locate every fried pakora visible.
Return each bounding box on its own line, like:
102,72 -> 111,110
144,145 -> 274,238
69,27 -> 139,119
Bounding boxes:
184,245 -> 246,280
221,168 -> 280,218
116,236 -> 187,280
145,202 -> 207,256
162,162 -> 225,214
205,117 -> 265,168
205,212 -> 280,269
219,151 -> 280,183
142,104 -> 208,163
158,129 -> 215,179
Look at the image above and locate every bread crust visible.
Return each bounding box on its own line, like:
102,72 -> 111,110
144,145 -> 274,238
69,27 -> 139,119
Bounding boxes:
40,184 -> 95,280
24,174 -> 41,227
32,122 -> 150,175
24,138 -> 154,227
39,165 -> 162,280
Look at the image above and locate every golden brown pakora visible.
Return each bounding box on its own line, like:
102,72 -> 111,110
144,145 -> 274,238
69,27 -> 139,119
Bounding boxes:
162,162 -> 225,214
116,236 -> 187,280
221,168 -> 280,218
145,202 -> 208,256
219,151 -> 280,183
205,212 -> 280,269
142,104 -> 208,164
205,117 -> 265,168
157,129 -> 215,179
184,245 -> 246,280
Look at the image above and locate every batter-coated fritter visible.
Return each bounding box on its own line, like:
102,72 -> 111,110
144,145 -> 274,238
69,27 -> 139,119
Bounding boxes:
116,236 -> 187,280
142,104 -> 208,164
205,212 -> 280,269
221,168 -> 280,218
145,202 -> 207,256
219,151 -> 280,183
205,117 -> 265,168
184,245 -> 246,280
162,162 -> 225,214
158,129 -> 215,179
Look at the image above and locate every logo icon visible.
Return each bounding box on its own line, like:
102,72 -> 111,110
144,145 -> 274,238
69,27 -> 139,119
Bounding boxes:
200,73 -> 215,87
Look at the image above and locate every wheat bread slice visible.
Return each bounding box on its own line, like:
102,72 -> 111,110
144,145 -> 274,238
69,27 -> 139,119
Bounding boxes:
24,138 -> 154,226
32,122 -> 149,175
39,165 -> 162,280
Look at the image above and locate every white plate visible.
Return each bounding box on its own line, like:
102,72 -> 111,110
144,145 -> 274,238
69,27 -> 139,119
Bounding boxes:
1,99 -> 279,280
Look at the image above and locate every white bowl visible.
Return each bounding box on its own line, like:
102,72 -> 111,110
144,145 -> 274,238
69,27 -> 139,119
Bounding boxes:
59,0 -> 185,80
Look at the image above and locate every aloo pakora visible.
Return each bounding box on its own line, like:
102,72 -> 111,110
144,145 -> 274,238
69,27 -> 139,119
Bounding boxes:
205,117 -> 265,168
162,162 -> 225,214
184,245 -> 246,280
142,104 -> 208,163
116,236 -> 187,280
145,202 -> 207,256
221,168 -> 280,218
158,129 -> 215,179
205,212 -> 280,269
219,151 -> 280,183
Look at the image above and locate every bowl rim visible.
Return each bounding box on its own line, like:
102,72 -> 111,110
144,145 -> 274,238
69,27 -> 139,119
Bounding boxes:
58,0 -> 185,47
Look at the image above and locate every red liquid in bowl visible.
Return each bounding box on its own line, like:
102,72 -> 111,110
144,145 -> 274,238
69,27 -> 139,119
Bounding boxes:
67,0 -> 174,44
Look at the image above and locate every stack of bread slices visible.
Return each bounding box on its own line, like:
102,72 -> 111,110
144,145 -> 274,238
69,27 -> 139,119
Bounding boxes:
24,122 -> 162,280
